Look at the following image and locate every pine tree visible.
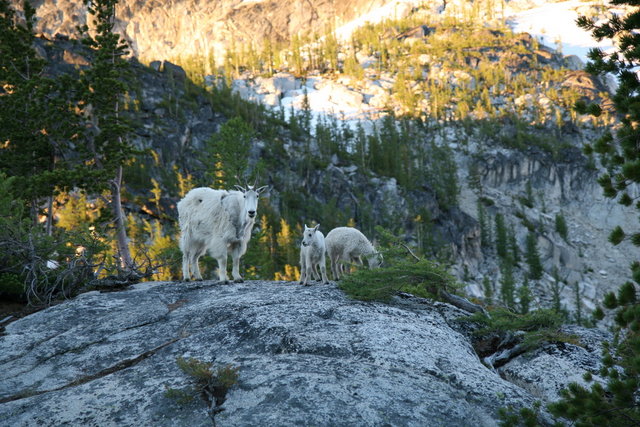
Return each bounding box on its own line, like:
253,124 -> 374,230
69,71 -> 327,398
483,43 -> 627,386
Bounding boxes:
0,0 -> 85,227
525,231 -> 543,280
573,281 -> 582,325
77,0 -> 137,271
204,117 -> 254,188
522,180 -> 534,208
508,224 -> 520,265
499,260 -> 515,309
550,4 -> 640,423
483,276 -> 493,305
555,212 -> 568,241
518,278 -> 532,314
477,200 -> 490,248
275,218 -> 299,279
495,213 -> 508,258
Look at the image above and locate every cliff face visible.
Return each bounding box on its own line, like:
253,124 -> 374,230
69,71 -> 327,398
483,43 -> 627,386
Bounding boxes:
459,146 -> 637,316
22,0 -> 390,63
0,280 -> 608,426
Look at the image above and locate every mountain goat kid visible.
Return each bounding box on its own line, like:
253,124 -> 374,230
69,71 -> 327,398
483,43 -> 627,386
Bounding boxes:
299,224 -> 329,286
325,227 -> 382,280
177,184 -> 268,283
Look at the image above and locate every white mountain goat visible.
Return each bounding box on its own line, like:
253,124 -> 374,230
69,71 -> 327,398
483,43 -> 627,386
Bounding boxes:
325,227 -> 382,280
177,184 -> 268,283
299,224 -> 329,286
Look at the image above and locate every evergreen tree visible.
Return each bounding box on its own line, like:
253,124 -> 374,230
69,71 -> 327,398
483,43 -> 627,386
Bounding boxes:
424,138 -> 459,210
525,231 -> 543,280
477,200 -> 490,248
354,121 -> 368,169
499,260 -> 515,309
508,224 -> 520,265
551,5 -> 640,423
522,180 -> 534,208
555,212 -> 568,241
0,0 -> 84,227
467,161 -> 483,195
204,116 -> 254,188
483,276 -> 493,305
77,0 -> 137,271
573,281 -> 582,325
274,218 -> 299,280
495,213 -> 508,258
518,278 -> 532,314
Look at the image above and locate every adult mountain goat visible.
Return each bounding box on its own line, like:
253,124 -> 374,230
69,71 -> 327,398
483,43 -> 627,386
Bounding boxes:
325,227 -> 382,280
177,184 -> 268,283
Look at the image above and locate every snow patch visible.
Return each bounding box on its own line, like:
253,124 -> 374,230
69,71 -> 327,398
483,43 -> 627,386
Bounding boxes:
507,0 -> 615,65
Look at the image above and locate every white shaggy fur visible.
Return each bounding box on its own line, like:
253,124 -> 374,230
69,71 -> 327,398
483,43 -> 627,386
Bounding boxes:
299,224 -> 329,286
177,185 -> 267,282
325,227 -> 381,280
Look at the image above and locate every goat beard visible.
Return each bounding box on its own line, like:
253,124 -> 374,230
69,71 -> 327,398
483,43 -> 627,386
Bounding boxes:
234,218 -> 254,242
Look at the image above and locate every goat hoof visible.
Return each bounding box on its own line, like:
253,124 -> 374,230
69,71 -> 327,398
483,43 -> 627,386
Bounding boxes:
234,278 -> 244,283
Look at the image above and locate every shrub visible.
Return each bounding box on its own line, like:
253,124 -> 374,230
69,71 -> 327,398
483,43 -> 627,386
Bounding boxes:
165,357 -> 240,419
468,307 -> 578,351
338,227 -> 462,302
339,257 -> 460,302
0,175 -> 107,305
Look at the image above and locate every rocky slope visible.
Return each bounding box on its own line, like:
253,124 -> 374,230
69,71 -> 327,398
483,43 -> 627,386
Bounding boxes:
0,281 -> 609,426
459,146 -> 637,313
22,0 -> 394,65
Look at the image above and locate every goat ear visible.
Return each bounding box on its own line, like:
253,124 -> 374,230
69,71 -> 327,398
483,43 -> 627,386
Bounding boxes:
256,185 -> 269,194
313,224 -> 320,231
234,185 -> 245,192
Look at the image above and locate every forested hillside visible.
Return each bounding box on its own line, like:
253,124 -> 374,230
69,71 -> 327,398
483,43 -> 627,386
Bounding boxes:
1,0 -> 632,313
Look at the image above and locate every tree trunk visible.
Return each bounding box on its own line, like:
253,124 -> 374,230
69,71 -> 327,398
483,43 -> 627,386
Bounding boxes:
111,165 -> 133,271
45,195 -> 54,236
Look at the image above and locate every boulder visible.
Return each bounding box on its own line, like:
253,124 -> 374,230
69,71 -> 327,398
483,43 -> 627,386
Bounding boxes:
499,325 -> 610,402
564,55 -> 584,71
258,73 -> 298,95
161,61 -> 187,81
62,50 -> 89,66
0,280 -> 595,426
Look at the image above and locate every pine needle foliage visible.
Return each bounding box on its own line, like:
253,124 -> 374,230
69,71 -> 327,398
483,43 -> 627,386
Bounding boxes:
0,0 -> 86,221
550,3 -> 640,425
525,231 -> 544,280
468,307 -> 579,352
497,401 -> 543,427
339,258 -> 459,302
555,212 -> 568,241
338,228 -> 461,302
165,357 -> 240,417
